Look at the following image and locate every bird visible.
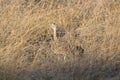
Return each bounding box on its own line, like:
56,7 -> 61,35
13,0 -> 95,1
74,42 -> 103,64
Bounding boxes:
49,23 -> 65,41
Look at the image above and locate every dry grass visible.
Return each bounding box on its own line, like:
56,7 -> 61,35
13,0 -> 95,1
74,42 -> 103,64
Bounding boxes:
0,0 -> 120,80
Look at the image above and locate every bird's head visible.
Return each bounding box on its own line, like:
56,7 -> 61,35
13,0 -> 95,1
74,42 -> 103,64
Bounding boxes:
49,23 -> 56,30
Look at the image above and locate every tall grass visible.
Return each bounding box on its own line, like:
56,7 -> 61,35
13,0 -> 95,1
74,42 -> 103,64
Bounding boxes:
0,0 -> 120,80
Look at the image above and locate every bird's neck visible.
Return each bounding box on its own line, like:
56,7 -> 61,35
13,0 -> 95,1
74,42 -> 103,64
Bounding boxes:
53,28 -> 57,41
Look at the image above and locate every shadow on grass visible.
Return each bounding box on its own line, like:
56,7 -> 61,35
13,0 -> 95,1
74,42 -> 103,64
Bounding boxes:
0,54 -> 119,80
0,69 -> 20,80
27,61 -> 119,80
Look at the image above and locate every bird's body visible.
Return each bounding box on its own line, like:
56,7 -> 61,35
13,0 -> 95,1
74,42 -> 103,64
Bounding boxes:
56,26 -> 65,37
